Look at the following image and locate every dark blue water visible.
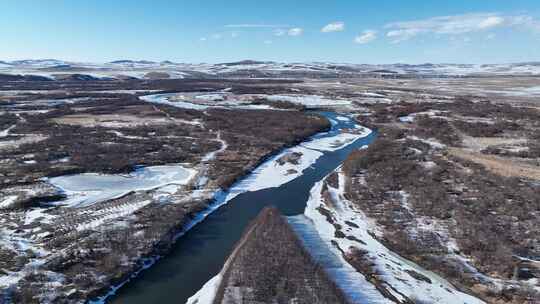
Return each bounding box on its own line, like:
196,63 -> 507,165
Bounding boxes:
103,112 -> 377,304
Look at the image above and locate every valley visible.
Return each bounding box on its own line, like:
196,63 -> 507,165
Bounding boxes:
0,60 -> 539,303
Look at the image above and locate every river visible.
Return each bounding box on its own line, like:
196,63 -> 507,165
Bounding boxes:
98,111 -> 377,304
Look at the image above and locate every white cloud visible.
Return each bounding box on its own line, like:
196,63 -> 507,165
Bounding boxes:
386,28 -> 421,43
478,16 -> 504,29
486,33 -> 496,40
264,40 -> 273,44
211,34 -> 222,40
354,30 -> 377,44
230,32 -> 239,38
508,15 -> 540,32
225,24 -> 288,28
273,29 -> 286,36
385,13 -> 508,42
322,21 -> 345,33
199,37 -> 207,42
288,27 -> 304,36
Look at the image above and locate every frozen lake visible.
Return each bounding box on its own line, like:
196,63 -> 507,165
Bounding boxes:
47,165 -> 196,208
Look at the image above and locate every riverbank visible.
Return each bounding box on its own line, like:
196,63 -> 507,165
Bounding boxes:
103,113 -> 375,304
0,90 -> 330,303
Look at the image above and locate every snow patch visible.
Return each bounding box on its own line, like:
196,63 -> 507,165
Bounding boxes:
186,273 -> 222,304
0,195 -> 18,209
233,146 -> 323,192
288,215 -> 392,304
265,94 -> 352,108
302,127 -> 372,152
0,125 -> 15,138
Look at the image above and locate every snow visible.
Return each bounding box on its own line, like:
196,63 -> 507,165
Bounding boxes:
186,273 -> 222,304
198,120 -> 370,222
25,208 -> 55,225
46,165 -> 196,208
302,127 -> 372,152
265,94 -> 352,108
202,132 -> 227,162
0,195 -> 17,208
494,86 -> 540,97
335,115 -> 351,122
303,168 -> 485,304
107,130 -> 145,140
395,191 -> 512,291
234,104 -> 274,110
51,156 -> 70,164
194,93 -> 225,101
288,215 -> 393,304
0,125 -> 15,138
90,114 -> 373,303
75,200 -> 153,231
141,92 -> 280,111
0,269 -> 26,288
186,121 -> 374,304
3,61 -> 540,81
140,93 -> 209,110
0,225 -> 52,288
407,135 -> 446,149
232,146 -> 323,192
359,92 -> 386,98
399,115 -> 415,123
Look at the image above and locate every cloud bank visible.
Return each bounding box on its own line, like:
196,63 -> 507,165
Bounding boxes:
385,13 -> 540,43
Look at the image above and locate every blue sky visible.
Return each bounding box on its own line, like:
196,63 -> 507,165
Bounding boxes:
1,0 -> 540,63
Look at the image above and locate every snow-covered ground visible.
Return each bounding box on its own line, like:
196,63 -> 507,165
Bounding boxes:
140,93 -> 210,110
232,146 -> 323,192
74,200 -> 153,231
0,195 -> 17,209
140,93 -> 274,111
302,128 -> 371,152
303,168 -> 485,304
186,273 -> 222,304
489,85 -> 540,97
288,215 -> 392,304
265,94 -> 352,108
0,125 -> 15,138
212,122 -> 370,203
3,60 -> 540,78
202,132 -> 227,162
406,135 -> 446,149
46,165 -> 196,208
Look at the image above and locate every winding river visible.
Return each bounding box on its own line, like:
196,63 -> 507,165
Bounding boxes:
99,110 -> 376,304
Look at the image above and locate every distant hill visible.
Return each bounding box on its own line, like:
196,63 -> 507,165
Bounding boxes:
220,60 -> 273,66
109,60 -> 157,65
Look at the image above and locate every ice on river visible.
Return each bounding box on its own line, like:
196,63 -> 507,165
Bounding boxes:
233,146 -> 323,192
288,215 -> 393,304
185,273 -> 222,304
46,165 -> 196,208
302,126 -> 372,152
